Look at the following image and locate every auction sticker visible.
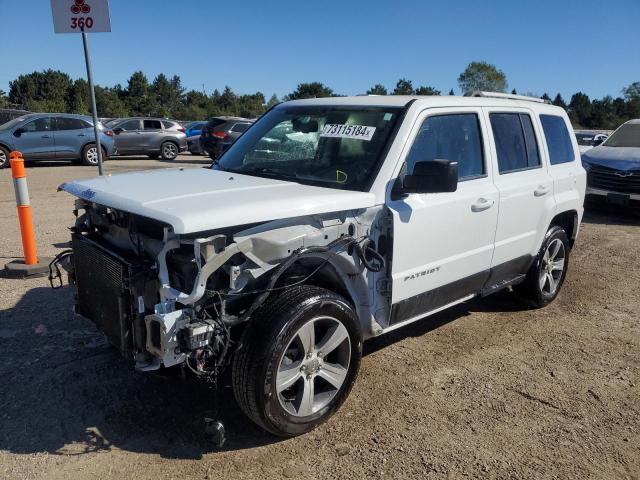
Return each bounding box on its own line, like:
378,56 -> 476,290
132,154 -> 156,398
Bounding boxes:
320,124 -> 376,141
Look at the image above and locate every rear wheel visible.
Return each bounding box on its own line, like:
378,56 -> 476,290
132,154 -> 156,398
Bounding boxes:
232,285 -> 362,437
0,146 -> 8,168
515,225 -> 570,308
160,141 -> 178,160
81,144 -> 107,166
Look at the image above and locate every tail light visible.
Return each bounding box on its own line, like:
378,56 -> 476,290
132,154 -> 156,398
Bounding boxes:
178,126 -> 185,133
104,130 -> 114,137
212,131 -> 228,140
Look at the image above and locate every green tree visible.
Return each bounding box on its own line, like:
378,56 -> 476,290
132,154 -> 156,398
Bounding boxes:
126,71 -> 155,116
94,86 -> 129,118
266,94 -> 280,109
67,78 -> 90,114
392,78 -> 414,95
238,92 -> 266,118
9,70 -> 72,111
552,93 -> 567,110
541,93 -> 551,102
448,88 -> 455,96
511,88 -> 518,95
457,61 -> 507,94
415,86 -> 440,96
622,81 -> 640,119
285,82 -> 334,100
0,89 -> 8,108
366,84 -> 388,95
568,92 -> 591,127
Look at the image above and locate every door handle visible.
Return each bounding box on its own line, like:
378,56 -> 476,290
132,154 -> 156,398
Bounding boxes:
471,198 -> 495,212
77,133 -> 86,137
41,135 -> 50,138
534,185 -> 551,197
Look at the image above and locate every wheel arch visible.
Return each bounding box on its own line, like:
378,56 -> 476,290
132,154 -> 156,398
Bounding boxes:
550,210 -> 578,248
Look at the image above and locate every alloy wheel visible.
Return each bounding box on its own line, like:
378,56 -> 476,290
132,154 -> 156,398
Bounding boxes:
276,316 -> 351,417
539,238 -> 566,296
86,146 -> 98,164
163,143 -> 177,159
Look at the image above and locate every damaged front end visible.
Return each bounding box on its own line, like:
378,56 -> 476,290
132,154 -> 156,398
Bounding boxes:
60,198 -> 391,381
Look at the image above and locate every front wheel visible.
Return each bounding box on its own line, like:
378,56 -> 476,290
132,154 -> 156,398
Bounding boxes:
232,285 -> 362,437
515,225 -> 570,308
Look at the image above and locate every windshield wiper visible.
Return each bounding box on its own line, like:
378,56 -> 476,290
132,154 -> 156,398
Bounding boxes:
230,166 -> 299,182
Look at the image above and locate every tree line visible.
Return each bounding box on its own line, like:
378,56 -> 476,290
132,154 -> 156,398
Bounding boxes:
1,62 -> 638,130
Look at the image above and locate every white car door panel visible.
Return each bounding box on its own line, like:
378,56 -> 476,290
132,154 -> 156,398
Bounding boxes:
483,108 -> 555,268
387,108 -> 498,326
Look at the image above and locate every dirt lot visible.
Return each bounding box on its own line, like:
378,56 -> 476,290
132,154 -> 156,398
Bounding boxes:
1,156 -> 638,480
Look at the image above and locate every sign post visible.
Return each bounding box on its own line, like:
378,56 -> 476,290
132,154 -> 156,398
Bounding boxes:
50,0 -> 111,175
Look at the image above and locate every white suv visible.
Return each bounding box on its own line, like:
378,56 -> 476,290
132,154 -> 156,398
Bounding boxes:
58,92 -> 585,437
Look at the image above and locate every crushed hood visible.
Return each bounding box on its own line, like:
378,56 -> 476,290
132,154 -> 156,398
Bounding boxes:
59,168 -> 376,234
582,146 -> 640,171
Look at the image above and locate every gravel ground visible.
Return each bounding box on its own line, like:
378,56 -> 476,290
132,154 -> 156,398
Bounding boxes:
0,155 -> 638,480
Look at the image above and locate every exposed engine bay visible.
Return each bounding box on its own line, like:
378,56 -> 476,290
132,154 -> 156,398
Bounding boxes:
56,198 -> 393,382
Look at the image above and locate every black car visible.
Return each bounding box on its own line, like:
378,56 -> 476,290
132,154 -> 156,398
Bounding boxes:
199,116 -> 253,160
0,108 -> 31,126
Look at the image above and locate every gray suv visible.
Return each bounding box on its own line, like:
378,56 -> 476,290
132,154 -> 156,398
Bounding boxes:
110,117 -> 187,160
0,113 -> 116,168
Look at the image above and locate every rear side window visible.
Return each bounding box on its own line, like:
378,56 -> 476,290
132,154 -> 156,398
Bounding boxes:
490,113 -> 541,173
56,117 -> 91,130
206,118 -> 227,130
143,119 -> 163,130
405,113 -> 485,180
231,123 -> 250,133
162,121 -> 176,129
540,115 -> 575,165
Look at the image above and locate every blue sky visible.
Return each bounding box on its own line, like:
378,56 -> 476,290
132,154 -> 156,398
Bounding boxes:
0,0 -> 638,101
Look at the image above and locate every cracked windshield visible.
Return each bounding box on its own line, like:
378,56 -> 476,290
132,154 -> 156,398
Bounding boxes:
216,106 -> 402,191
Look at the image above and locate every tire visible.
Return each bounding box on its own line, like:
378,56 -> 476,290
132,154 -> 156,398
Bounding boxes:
0,146 -> 9,168
81,144 -> 107,166
147,153 -> 159,159
515,225 -> 570,308
160,141 -> 178,160
232,285 -> 362,437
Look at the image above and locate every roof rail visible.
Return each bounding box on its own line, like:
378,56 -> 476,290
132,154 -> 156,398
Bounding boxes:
465,91 -> 550,104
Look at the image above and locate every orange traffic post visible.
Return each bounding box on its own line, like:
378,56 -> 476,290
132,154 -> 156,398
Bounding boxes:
4,151 -> 51,278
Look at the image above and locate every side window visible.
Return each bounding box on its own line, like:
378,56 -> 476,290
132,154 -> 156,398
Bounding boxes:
540,114 -> 575,165
143,119 -> 163,130
405,113 -> 485,180
118,119 -> 141,131
490,113 -> 541,173
22,117 -> 51,132
231,123 -> 250,133
56,117 -> 91,130
161,120 -> 175,129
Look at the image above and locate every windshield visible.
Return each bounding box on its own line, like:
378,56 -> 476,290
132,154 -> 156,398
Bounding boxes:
603,123 -> 640,148
0,115 -> 32,130
215,105 -> 403,191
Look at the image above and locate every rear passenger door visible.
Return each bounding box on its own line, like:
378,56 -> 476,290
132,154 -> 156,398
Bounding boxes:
388,108 -> 499,325
141,119 -> 164,151
484,108 -> 555,277
53,116 -> 92,159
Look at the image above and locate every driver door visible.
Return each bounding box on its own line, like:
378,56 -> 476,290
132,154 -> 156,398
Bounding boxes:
13,116 -> 55,160
113,119 -> 142,154
386,108 -> 499,326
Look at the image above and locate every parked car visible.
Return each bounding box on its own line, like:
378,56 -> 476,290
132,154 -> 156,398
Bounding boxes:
575,131 -> 608,154
185,121 -> 207,138
0,108 -> 31,126
109,117 -> 187,160
581,119 -> 640,207
199,116 -> 253,159
58,92 -> 584,437
0,113 -> 116,168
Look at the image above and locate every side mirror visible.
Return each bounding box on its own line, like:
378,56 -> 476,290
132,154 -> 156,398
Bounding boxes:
13,128 -> 24,137
396,159 -> 458,195
113,127 -> 123,134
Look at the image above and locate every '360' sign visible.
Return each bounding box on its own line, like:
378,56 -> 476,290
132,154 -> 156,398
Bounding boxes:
50,0 -> 111,34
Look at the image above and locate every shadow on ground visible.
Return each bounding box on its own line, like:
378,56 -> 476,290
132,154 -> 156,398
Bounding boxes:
0,281 -> 527,459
